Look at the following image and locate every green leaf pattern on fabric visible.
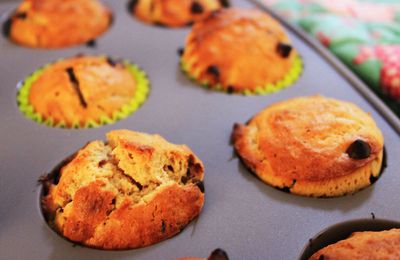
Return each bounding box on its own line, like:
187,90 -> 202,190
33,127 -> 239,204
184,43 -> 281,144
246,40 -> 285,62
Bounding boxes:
263,0 -> 400,115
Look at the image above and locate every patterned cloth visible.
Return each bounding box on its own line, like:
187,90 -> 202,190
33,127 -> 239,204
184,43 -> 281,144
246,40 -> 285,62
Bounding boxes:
262,0 -> 400,116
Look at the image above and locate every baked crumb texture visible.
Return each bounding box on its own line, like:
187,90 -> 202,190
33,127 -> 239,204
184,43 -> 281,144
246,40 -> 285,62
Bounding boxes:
181,8 -> 302,95
129,0 -> 229,28
5,0 -> 112,48
42,129 -> 205,250
310,229 -> 400,260
232,95 -> 384,197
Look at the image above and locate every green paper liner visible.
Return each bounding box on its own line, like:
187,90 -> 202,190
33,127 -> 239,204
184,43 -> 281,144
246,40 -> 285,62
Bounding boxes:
17,59 -> 150,129
181,54 -> 303,95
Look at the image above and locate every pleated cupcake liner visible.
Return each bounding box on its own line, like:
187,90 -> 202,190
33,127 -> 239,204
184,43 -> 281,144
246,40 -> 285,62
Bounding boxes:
17,59 -> 150,129
180,54 -> 303,95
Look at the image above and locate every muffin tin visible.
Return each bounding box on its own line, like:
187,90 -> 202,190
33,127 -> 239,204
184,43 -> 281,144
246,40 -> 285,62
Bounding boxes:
300,218 -> 400,259
0,0 -> 399,259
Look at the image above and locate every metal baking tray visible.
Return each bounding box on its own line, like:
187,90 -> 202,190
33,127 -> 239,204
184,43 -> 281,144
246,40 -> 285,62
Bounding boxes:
299,218 -> 400,259
0,0 -> 399,259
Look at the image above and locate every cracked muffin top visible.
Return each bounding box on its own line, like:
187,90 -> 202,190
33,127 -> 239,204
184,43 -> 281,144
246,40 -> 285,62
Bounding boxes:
27,55 -> 138,128
41,129 -> 205,250
232,95 -> 384,197
4,0 -> 112,48
181,8 -> 298,93
129,0 -> 229,28
310,228 -> 400,260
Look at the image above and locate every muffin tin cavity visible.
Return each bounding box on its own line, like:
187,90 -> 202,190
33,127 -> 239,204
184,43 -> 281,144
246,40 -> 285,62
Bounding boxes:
300,218 -> 400,260
16,56 -> 150,129
1,0 -> 113,48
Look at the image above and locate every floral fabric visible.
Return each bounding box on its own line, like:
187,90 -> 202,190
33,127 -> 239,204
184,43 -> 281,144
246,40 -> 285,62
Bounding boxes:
263,0 -> 400,116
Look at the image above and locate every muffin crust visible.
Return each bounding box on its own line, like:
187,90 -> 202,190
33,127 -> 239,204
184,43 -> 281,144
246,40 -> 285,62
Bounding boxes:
7,0 -> 111,48
232,96 -> 384,197
310,229 -> 400,259
28,56 -> 137,128
42,129 -> 205,249
181,8 -> 297,93
130,0 -> 228,27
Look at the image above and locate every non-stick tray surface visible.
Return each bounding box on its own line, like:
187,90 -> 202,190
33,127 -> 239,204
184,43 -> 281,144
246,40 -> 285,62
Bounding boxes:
0,1 -> 399,259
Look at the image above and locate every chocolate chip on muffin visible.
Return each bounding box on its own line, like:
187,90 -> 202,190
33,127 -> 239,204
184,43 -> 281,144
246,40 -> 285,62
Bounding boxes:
21,55 -> 149,128
7,0 -> 112,48
130,0 -> 229,28
181,8 -> 301,94
232,95 -> 385,197
41,129 -> 205,250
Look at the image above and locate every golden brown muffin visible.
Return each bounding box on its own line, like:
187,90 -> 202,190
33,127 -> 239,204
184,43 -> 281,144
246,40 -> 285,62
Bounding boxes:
129,0 -> 229,28
177,248 -> 229,260
41,129 -> 205,250
232,96 -> 384,197
181,8 -> 298,94
310,229 -> 400,259
28,55 -> 139,128
5,0 -> 111,48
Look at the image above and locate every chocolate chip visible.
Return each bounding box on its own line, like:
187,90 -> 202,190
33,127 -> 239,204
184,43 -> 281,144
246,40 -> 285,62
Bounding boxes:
177,47 -> 184,56
126,175 -> 143,190
127,0 -> 139,12
86,39 -> 96,48
181,176 -> 188,184
2,17 -> 12,38
98,160 -> 107,168
369,174 -> 379,184
194,180 -> 204,193
66,67 -> 78,85
161,220 -> 166,233
227,86 -> 235,94
206,65 -> 220,77
209,248 -> 229,260
218,0 -> 230,7
346,139 -> 371,160
66,67 -> 88,108
277,42 -> 292,58
279,186 -> 291,193
106,57 -> 118,67
277,179 -> 296,193
185,166 -> 191,179
154,21 -> 167,27
191,1 -> 204,14
111,198 -> 116,205
108,13 -> 114,26
14,12 -> 27,19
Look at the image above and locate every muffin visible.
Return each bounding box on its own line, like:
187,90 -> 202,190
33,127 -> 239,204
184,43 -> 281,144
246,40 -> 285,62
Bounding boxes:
4,0 -> 112,48
310,228 -> 400,259
41,129 -> 205,250
17,55 -> 149,128
129,0 -> 229,28
181,8 -> 302,94
177,248 -> 229,260
232,96 -> 384,197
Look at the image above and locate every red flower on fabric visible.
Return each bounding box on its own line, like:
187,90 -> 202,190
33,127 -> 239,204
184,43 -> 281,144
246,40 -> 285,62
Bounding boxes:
353,45 -> 400,101
316,32 -> 331,47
